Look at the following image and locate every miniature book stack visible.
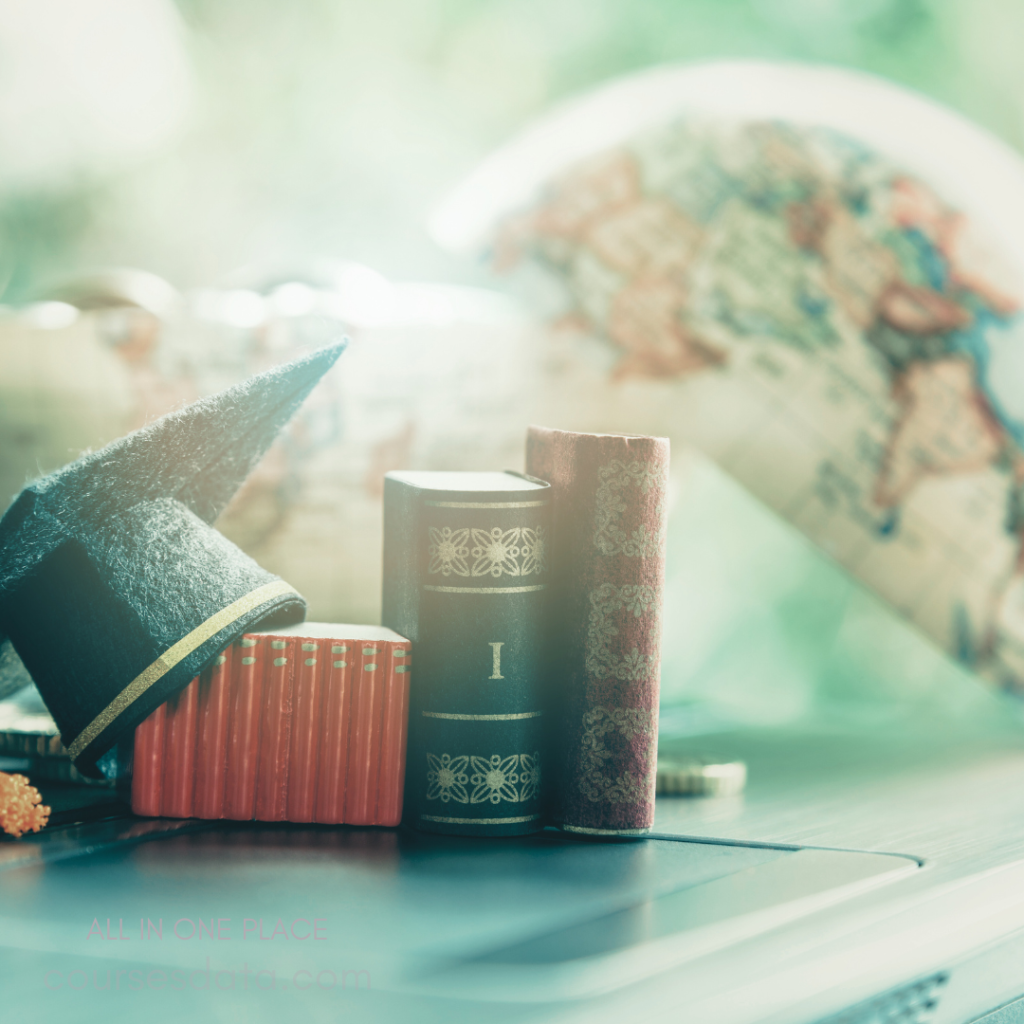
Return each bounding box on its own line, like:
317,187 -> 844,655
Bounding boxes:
526,426 -> 669,835
382,471 -> 549,836
132,623 -> 410,826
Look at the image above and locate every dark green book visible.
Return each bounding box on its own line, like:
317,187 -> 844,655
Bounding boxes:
382,471 -> 550,836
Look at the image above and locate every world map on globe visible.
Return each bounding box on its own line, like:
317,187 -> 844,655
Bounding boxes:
7,62 -> 1024,711
489,114 -> 1024,694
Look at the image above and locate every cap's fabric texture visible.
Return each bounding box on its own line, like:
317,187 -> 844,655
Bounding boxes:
0,342 -> 345,772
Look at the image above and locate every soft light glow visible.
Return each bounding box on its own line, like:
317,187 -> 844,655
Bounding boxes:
270,283 -> 317,318
218,290 -> 267,329
0,0 -> 192,187
22,302 -> 79,330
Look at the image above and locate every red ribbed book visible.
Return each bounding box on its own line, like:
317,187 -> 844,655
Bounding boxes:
131,624 -> 411,825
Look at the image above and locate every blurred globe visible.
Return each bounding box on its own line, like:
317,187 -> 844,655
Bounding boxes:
7,61 -> 1024,728
434,60 -> 1024,700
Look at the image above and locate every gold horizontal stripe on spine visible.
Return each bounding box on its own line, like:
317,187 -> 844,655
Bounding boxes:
422,584 -> 547,594
67,580 -> 299,761
561,824 -> 652,836
423,500 -> 549,508
421,815 -> 542,825
422,711 -> 543,720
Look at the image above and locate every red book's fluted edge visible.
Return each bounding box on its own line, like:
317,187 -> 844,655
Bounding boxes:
255,636 -> 294,822
347,641 -> 383,824
130,625 -> 410,825
194,652 -> 232,818
162,677 -> 199,818
377,645 -> 411,826
314,642 -> 353,824
287,641 -> 323,823
224,636 -> 264,820
131,700 -> 166,817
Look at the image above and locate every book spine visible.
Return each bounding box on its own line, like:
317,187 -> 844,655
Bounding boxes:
346,641 -> 386,824
223,636 -> 265,820
526,427 -> 668,835
286,641 -> 323,822
162,677 -> 199,818
255,636 -> 295,821
376,645 -> 410,826
193,650 -> 233,818
383,476 -> 550,836
314,642 -> 353,823
131,701 -> 167,816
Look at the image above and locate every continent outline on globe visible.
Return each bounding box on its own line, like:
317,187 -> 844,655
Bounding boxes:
480,86 -> 1024,695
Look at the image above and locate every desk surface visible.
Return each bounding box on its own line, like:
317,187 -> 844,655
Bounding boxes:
3,712 -> 1024,1024
655,715 -> 1024,869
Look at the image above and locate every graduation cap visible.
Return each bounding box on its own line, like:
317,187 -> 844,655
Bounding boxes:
0,342 -> 345,774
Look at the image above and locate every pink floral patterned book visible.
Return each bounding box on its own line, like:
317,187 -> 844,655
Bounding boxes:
526,426 -> 669,835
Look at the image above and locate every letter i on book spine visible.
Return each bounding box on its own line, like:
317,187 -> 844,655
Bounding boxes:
382,471 -> 550,836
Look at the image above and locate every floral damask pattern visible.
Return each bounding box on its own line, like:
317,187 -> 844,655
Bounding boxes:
425,752 -> 540,803
577,706 -> 656,804
593,459 -> 667,557
425,753 -> 470,803
469,754 -> 520,803
519,527 -> 547,576
585,582 -> 659,680
427,527 -> 471,577
518,752 -> 542,801
470,528 -> 522,577
427,526 -> 547,578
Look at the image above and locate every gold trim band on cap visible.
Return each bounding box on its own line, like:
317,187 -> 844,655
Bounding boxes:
67,580 -> 299,761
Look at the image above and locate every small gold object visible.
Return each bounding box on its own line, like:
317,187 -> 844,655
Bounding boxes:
656,755 -> 747,798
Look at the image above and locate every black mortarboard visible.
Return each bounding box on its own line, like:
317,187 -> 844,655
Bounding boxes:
0,342 -> 345,773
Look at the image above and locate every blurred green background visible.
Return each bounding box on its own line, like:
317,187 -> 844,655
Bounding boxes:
2,0 -> 1020,733
3,0 -> 1024,301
